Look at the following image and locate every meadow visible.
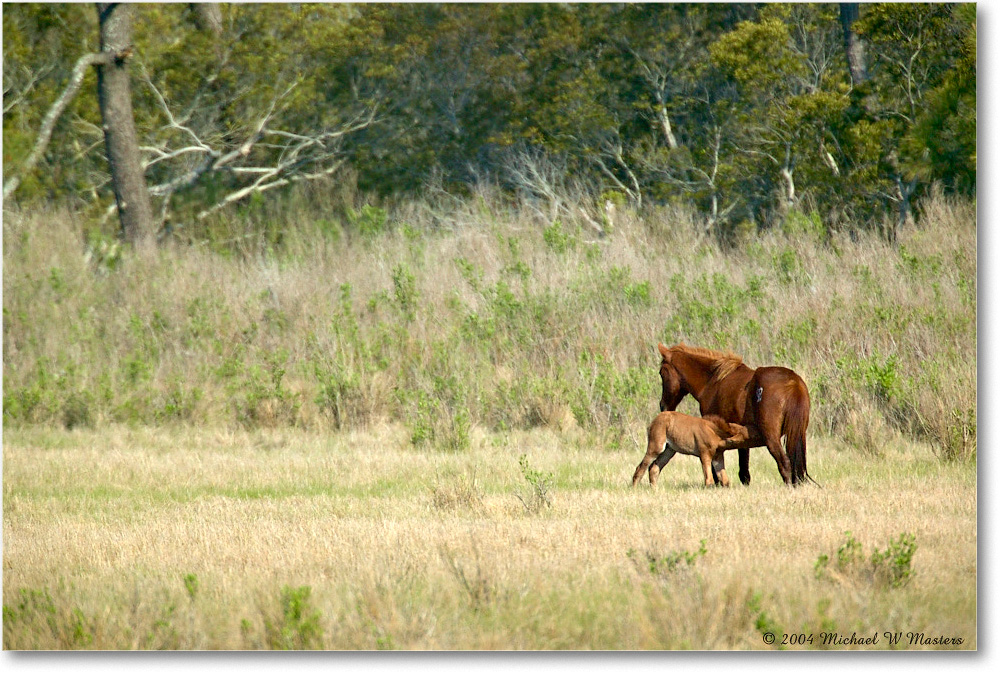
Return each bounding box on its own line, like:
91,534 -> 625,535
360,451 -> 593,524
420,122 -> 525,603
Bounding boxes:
2,188 -> 977,649
1,425 -> 977,650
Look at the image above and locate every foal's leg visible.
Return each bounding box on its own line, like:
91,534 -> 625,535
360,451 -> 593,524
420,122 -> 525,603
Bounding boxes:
699,449 -> 715,487
712,450 -> 730,487
633,434 -> 672,487
631,449 -> 660,487
648,447 -> 676,487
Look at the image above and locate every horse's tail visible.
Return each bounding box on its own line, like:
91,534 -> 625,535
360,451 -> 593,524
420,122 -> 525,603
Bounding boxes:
785,382 -> 819,487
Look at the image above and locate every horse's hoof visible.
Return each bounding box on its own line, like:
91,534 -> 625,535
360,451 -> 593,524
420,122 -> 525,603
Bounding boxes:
739,473 -> 751,486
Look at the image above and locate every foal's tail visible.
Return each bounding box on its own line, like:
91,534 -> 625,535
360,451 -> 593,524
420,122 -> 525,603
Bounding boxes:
785,384 -> 819,487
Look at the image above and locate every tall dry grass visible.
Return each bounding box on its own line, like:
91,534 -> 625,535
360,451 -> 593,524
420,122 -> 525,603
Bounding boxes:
2,189 -> 977,461
2,425 -> 976,649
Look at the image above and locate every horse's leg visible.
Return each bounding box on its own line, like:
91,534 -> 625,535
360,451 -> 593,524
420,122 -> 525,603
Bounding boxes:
648,447 -> 676,487
712,451 -> 730,487
738,447 -> 751,485
763,427 -> 792,485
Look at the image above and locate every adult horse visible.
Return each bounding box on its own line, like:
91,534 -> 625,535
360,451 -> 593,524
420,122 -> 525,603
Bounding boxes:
657,342 -> 814,486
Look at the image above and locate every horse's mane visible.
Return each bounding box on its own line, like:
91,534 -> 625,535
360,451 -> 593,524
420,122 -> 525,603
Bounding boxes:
669,343 -> 745,385
701,414 -> 732,437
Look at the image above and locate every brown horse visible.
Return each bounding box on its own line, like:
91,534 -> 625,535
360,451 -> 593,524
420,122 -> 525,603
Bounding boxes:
632,412 -> 752,487
657,343 -> 815,486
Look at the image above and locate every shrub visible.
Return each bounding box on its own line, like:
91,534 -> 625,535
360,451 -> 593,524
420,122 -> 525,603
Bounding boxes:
182,574 -> 200,601
746,591 -> 783,649
391,263 -> 419,323
263,585 -> 324,650
348,204 -> 390,238
542,219 -> 574,254
234,350 -> 301,427
773,247 -> 801,284
400,379 -> 471,453
870,533 -> 917,588
627,539 -> 708,576
782,208 -> 824,237
516,454 -> 553,514
815,531 -> 916,589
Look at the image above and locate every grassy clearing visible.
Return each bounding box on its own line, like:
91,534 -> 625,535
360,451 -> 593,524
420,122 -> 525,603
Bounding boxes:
2,192 -> 977,461
2,425 -> 976,650
2,190 -> 976,649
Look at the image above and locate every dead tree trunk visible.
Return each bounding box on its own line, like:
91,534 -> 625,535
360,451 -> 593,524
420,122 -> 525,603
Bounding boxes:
95,3 -> 155,249
189,3 -> 223,60
839,3 -> 869,87
653,92 -> 679,151
780,143 -> 796,211
189,3 -> 223,36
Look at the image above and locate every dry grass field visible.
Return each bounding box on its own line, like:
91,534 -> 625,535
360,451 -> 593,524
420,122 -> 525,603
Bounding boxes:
2,191 -> 976,649
2,423 -> 975,650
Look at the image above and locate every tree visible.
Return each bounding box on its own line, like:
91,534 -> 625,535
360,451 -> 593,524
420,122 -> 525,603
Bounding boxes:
855,3 -> 964,235
2,50 -> 109,202
612,4 -> 752,232
189,3 -> 222,37
3,4 -> 102,204
1,3 -> 975,237
907,3 -> 976,195
331,3 -> 529,194
133,4 -> 375,227
709,6 -> 847,228
839,3 -> 869,87
95,2 -> 155,248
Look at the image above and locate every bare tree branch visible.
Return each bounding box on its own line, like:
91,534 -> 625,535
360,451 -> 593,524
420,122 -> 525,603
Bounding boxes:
501,147 -> 604,236
189,3 -> 223,37
594,131 -> 643,208
139,66 -> 213,152
3,63 -> 56,115
195,160 -> 346,220
134,72 -> 376,224
4,51 -> 113,202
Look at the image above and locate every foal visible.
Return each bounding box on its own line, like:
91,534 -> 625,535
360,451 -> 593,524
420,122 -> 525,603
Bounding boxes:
631,412 -> 751,487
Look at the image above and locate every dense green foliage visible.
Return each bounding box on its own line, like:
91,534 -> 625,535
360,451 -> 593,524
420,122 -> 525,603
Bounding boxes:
3,3 -> 975,236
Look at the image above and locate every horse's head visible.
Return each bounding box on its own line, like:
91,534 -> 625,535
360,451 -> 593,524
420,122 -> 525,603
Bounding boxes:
657,343 -> 689,411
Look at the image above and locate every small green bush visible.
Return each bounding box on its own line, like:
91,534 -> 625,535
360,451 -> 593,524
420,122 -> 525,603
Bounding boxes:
182,573 -> 200,601
870,533 -> 917,588
542,220 -> 574,254
746,591 -> 783,649
815,531 -> 916,589
391,263 -> 419,323
627,539 -> 707,576
516,454 -> 553,514
264,585 -> 324,650
773,247 -> 801,284
348,204 -> 390,238
782,208 -> 824,237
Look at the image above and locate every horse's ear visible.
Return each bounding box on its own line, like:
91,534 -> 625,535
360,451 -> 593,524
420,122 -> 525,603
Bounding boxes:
657,343 -> 671,360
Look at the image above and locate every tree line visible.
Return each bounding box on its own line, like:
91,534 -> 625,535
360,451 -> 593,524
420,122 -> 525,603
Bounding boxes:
3,3 -> 975,245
